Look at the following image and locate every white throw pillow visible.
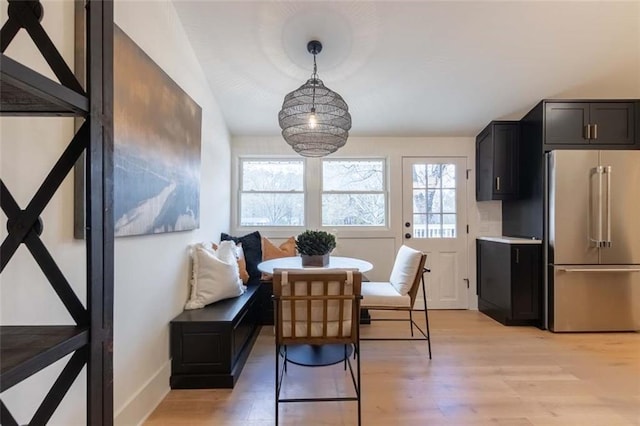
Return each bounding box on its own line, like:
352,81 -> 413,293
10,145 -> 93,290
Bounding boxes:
389,245 -> 423,295
185,241 -> 246,310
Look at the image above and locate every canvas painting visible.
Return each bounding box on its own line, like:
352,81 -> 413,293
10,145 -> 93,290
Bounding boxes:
111,25 -> 202,237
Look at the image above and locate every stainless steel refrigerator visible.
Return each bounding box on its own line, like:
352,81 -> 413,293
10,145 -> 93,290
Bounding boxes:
546,150 -> 640,332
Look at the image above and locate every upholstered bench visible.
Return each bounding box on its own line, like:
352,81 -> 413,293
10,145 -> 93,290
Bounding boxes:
169,279 -> 262,389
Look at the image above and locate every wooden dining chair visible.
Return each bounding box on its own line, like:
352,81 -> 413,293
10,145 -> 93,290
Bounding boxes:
272,268 -> 363,426
360,245 -> 432,359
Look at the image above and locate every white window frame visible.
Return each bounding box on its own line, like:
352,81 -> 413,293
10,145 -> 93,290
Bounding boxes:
320,158 -> 389,228
233,156 -> 390,236
237,157 -> 307,229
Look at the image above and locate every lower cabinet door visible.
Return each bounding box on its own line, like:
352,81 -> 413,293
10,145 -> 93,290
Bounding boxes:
511,245 -> 540,320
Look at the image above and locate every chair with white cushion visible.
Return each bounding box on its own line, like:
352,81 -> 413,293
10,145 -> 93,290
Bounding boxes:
361,245 -> 431,359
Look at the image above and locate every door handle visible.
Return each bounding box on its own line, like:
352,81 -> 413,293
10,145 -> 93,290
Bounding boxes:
589,167 -> 603,247
495,176 -> 500,191
603,165 -> 612,247
596,166 -> 604,247
592,123 -> 598,140
585,124 -> 591,139
404,233 -> 412,239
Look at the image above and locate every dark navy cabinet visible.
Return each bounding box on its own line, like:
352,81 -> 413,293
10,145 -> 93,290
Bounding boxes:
477,238 -> 541,326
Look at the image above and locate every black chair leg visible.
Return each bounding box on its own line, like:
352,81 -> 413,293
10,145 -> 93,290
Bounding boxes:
409,310 -> 415,337
284,346 -> 288,373
424,307 -> 432,359
275,343 -> 279,425
356,343 -> 361,426
422,274 -> 432,359
344,345 -> 347,370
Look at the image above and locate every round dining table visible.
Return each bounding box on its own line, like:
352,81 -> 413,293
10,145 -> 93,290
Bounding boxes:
257,255 -> 373,275
257,255 -> 373,367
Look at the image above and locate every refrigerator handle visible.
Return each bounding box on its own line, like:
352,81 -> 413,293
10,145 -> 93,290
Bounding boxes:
604,166 -> 612,248
589,167 -> 603,247
559,268 -> 640,273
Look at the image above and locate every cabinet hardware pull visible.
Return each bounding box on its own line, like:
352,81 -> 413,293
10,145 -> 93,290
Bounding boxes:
585,124 -> 591,139
593,123 -> 598,139
496,176 -> 501,191
515,248 -> 519,264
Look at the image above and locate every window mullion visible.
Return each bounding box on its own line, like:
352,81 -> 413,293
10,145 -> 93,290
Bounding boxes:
307,157 -> 321,228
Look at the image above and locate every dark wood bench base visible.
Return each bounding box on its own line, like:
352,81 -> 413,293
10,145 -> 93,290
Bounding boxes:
170,282 -> 261,389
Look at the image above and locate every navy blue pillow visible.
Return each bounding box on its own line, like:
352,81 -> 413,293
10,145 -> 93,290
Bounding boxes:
221,231 -> 262,280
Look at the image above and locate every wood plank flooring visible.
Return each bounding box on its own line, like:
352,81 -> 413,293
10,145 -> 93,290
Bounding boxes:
145,310 -> 640,425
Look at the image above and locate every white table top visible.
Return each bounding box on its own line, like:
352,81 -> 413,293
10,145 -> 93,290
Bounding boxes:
257,256 -> 373,274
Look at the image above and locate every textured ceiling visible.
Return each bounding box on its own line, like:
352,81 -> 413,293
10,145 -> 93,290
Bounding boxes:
173,1 -> 640,138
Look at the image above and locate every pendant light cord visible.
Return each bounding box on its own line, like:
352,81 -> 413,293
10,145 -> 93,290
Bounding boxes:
311,53 -> 317,111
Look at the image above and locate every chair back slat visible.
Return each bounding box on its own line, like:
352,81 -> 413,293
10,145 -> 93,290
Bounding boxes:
306,280 -> 312,338
273,268 -> 362,346
407,254 -> 427,307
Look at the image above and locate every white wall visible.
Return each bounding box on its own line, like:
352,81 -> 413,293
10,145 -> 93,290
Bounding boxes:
0,1 -> 230,425
232,136 -> 503,309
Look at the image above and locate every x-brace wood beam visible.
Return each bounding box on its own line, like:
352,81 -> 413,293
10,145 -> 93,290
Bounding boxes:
0,124 -> 89,326
0,182 -> 89,325
1,122 -> 88,272
0,0 -> 84,94
0,400 -> 18,426
29,347 -> 88,425
0,348 -> 87,426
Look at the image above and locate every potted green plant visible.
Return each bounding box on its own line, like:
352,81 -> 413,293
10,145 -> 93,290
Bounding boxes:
296,230 -> 336,267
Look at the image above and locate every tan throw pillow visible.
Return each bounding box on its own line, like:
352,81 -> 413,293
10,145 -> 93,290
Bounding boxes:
213,242 -> 250,284
236,243 -> 250,284
261,236 -> 296,280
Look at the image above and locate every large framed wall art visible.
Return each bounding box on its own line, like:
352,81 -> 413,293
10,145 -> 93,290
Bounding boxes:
75,25 -> 202,237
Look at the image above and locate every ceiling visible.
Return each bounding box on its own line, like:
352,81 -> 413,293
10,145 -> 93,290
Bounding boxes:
173,1 -> 640,138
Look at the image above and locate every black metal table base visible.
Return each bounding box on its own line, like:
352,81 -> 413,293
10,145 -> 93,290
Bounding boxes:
281,344 -> 353,367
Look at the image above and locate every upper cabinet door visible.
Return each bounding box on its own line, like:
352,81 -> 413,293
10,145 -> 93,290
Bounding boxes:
544,101 -> 636,147
475,122 -> 519,201
493,124 -> 519,197
476,129 -> 494,201
545,102 -> 589,144
589,102 -> 635,145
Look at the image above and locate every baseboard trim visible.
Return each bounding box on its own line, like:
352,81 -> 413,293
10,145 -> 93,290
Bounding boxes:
114,361 -> 171,426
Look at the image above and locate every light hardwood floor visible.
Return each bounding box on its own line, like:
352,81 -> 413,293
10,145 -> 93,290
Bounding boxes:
145,310 -> 640,425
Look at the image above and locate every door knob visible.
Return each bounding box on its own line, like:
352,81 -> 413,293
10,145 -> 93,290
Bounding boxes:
404,233 -> 412,239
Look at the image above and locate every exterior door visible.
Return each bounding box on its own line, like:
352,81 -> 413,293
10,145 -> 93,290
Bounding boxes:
402,157 -> 468,309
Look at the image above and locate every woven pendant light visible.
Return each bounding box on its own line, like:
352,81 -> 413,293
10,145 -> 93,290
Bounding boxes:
278,40 -> 352,157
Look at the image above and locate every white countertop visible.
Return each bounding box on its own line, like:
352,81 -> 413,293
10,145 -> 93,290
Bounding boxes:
477,236 -> 542,245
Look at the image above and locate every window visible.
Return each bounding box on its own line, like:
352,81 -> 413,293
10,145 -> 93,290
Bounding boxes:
239,159 -> 304,226
322,159 -> 386,226
412,163 -> 456,238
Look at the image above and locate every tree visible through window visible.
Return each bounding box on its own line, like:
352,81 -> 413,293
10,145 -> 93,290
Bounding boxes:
239,160 -> 304,226
322,160 -> 386,226
412,163 -> 456,238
